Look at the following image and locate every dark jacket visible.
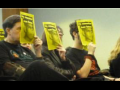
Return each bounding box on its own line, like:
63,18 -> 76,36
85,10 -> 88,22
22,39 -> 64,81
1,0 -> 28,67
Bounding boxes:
41,46 -> 76,80
110,54 -> 120,78
0,41 -> 39,78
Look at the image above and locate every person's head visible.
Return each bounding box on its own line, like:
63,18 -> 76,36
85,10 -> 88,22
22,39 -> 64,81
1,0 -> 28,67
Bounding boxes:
21,43 -> 32,50
69,21 -> 82,45
108,37 -> 120,66
42,26 -> 64,46
3,15 -> 21,44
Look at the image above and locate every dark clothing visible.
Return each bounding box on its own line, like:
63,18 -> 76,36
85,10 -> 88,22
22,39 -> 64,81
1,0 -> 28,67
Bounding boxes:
18,60 -> 105,81
66,47 -> 102,78
0,41 -> 37,67
41,46 -> 76,80
110,54 -> 120,78
0,40 -> 75,81
18,60 -> 69,81
0,41 -> 39,78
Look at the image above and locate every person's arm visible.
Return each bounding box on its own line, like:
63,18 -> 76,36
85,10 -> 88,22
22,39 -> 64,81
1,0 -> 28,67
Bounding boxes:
77,59 -> 92,78
42,45 -> 76,80
33,36 -> 43,58
77,42 -> 96,78
104,75 -> 120,81
56,45 -> 76,75
3,62 -> 25,77
61,58 -> 76,70
56,45 -> 67,61
44,57 -> 75,80
0,45 -> 25,77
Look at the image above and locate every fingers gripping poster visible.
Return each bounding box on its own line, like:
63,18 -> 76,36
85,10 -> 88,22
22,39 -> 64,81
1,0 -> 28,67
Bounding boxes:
0,29 -> 5,41
20,12 -> 36,44
76,20 -> 96,51
43,22 -> 62,50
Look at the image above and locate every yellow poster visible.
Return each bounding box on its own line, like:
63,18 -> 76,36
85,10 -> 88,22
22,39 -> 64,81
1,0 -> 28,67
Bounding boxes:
43,22 -> 62,50
0,29 -> 5,41
76,20 -> 96,51
20,12 -> 36,44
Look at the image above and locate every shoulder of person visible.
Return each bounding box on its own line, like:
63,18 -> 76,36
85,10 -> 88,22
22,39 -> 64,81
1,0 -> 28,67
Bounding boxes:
111,54 -> 120,64
0,41 -> 8,50
117,53 -> 120,59
66,47 -> 72,51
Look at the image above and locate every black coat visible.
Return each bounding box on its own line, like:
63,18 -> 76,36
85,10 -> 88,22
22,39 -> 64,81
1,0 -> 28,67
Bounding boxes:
41,46 -> 76,80
110,54 -> 120,78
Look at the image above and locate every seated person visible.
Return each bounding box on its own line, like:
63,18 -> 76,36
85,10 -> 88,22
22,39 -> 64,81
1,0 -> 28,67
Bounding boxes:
41,26 -> 76,80
66,21 -> 120,81
18,26 -> 76,81
108,37 -> 120,78
19,42 -> 109,81
0,15 -> 43,79
0,15 -> 76,81
18,60 -> 70,81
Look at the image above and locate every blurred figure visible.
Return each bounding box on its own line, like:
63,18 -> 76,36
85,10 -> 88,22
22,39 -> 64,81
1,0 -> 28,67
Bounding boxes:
108,37 -> 120,78
41,26 -> 76,80
66,20 -> 120,81
0,15 -> 42,79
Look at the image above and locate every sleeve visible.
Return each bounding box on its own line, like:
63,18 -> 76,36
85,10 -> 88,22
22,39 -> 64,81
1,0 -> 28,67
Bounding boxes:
87,55 -> 101,71
61,58 -> 76,72
0,45 -> 25,77
44,57 -> 75,80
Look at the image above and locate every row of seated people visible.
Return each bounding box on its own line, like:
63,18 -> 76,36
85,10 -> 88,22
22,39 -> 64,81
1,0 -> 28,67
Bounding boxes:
0,15 -> 120,81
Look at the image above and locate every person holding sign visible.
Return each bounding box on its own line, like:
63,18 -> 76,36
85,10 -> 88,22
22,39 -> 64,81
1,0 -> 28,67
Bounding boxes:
41,25 -> 76,80
0,15 -> 75,81
66,20 -> 120,81
18,25 -> 76,81
0,15 -> 43,79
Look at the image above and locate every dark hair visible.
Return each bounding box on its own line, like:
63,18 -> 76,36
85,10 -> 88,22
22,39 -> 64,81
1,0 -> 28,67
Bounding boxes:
57,26 -> 64,35
2,15 -> 21,37
69,21 -> 79,40
42,26 -> 63,46
42,31 -> 47,46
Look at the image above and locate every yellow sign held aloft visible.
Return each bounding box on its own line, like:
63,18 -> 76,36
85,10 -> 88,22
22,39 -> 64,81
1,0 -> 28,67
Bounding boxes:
43,22 -> 62,50
76,19 -> 96,51
20,12 -> 36,44
0,29 -> 5,41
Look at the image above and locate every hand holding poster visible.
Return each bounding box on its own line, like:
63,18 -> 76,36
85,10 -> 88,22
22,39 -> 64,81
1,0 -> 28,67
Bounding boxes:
20,12 -> 36,44
0,29 -> 5,41
76,20 -> 96,51
43,22 -> 62,50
